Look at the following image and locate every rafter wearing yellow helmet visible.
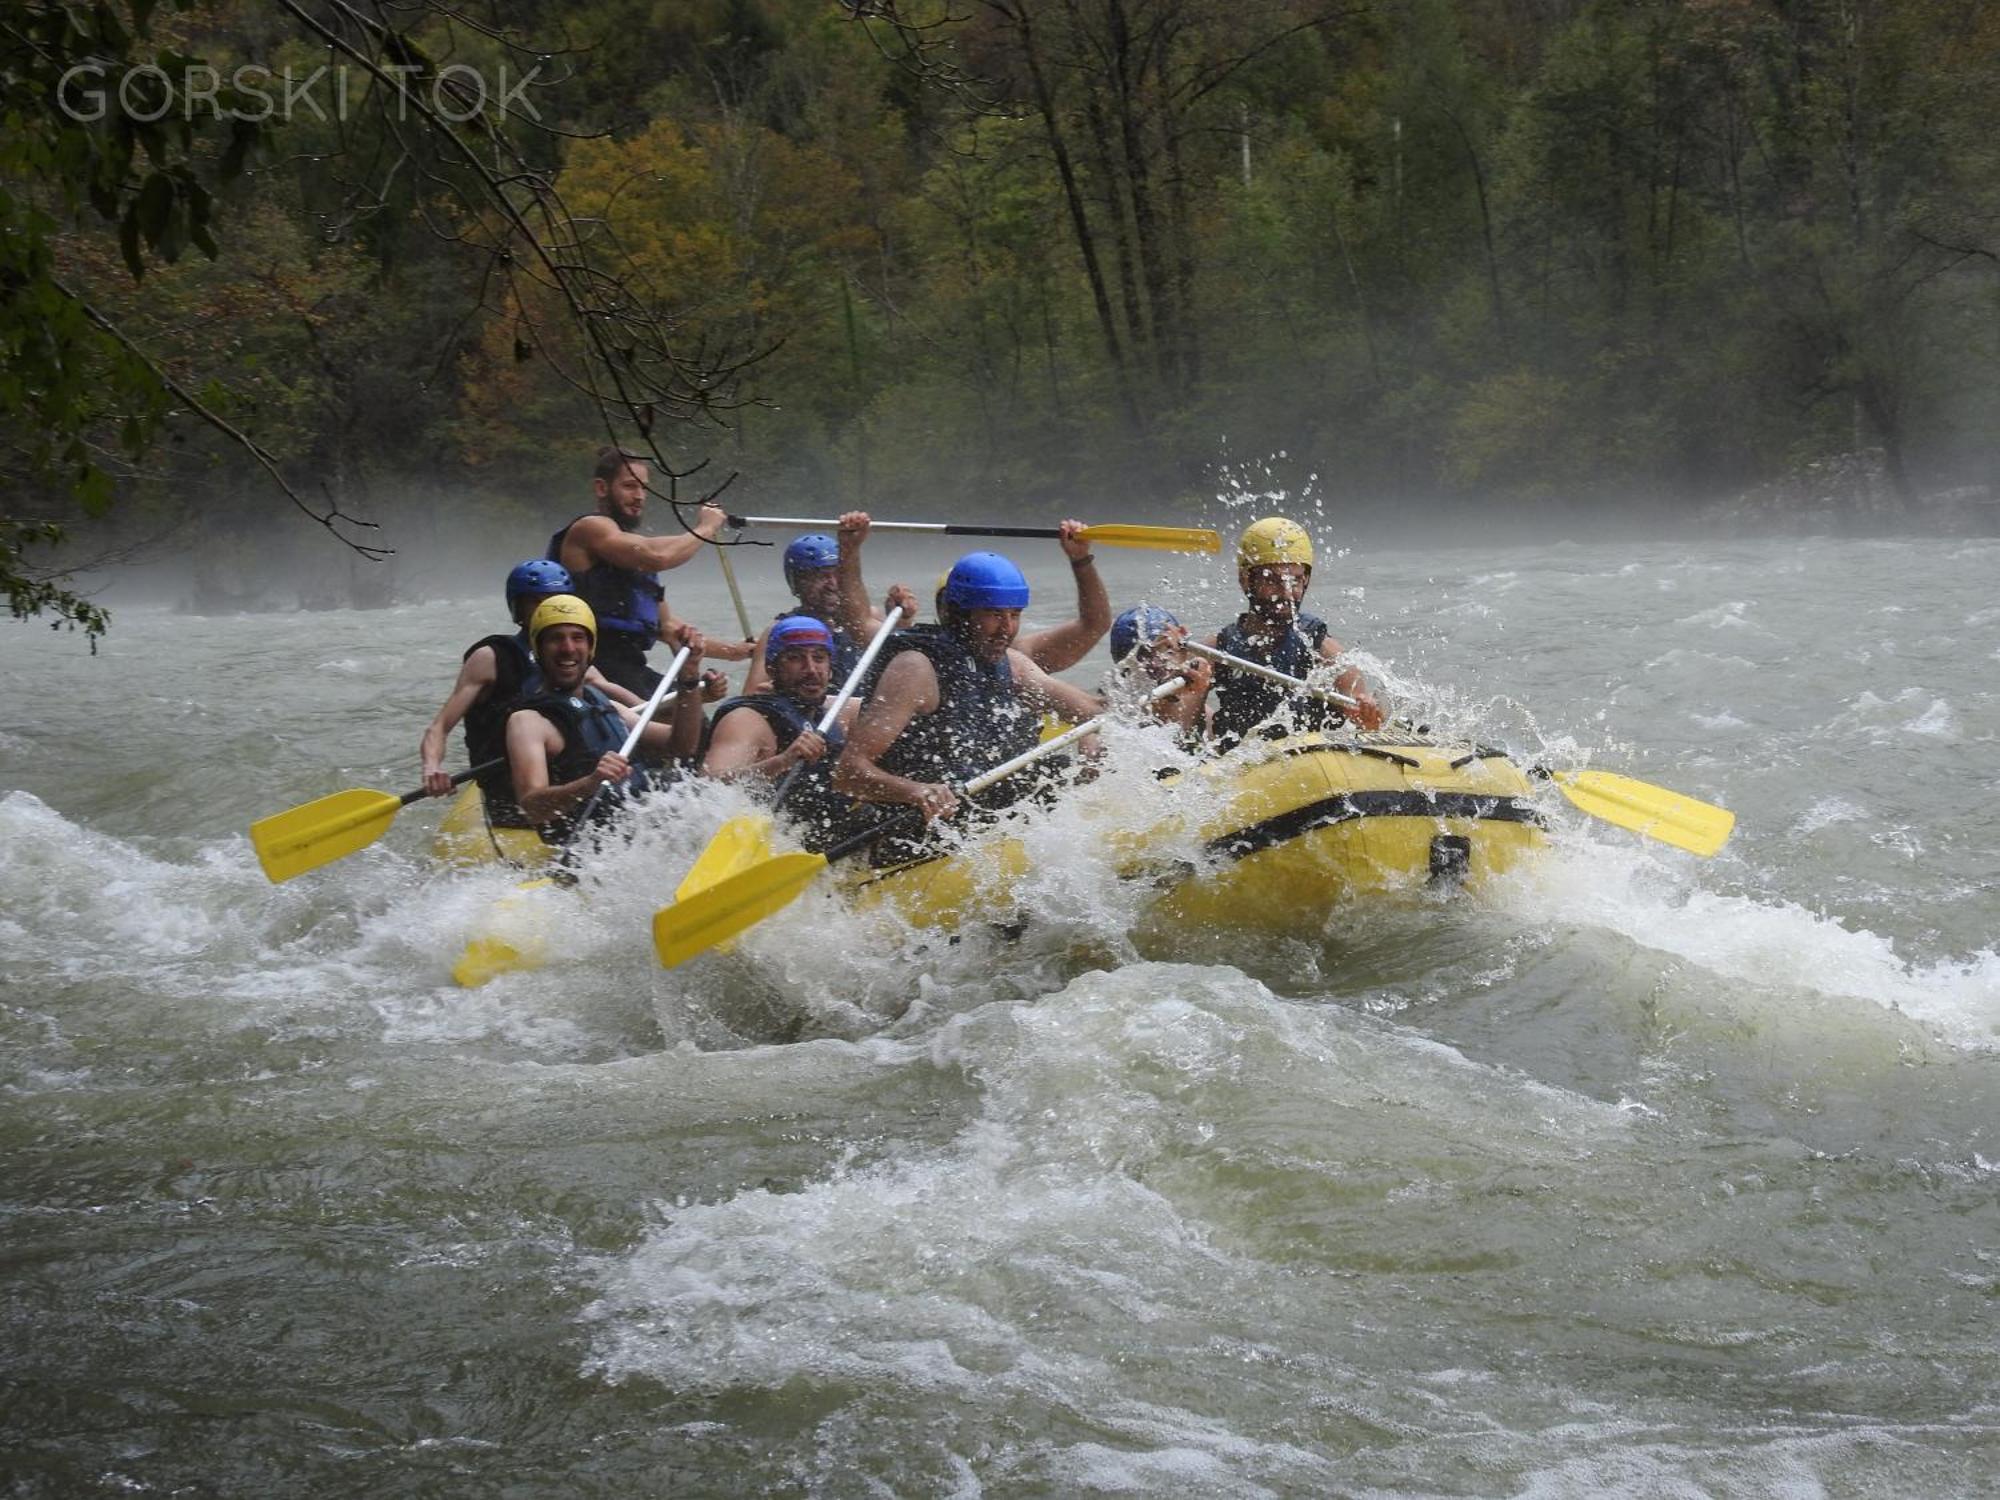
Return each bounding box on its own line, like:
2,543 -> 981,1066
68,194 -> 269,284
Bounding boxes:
1199,517 -> 1385,746
1236,516 -> 1315,573
528,593 -> 598,656
507,597 -> 712,844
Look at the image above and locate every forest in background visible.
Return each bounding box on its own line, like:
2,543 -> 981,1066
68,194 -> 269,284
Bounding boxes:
6,0 -> 2000,619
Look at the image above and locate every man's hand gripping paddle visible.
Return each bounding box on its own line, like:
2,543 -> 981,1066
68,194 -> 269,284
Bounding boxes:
1184,640 -> 1735,857
451,644 -> 693,988
652,675 -> 1191,968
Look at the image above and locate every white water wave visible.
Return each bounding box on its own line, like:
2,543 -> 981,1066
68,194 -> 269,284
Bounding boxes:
1496,836 -> 2000,1051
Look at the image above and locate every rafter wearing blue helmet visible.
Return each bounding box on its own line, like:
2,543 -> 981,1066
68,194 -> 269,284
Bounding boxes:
834,548 -> 1109,867
747,514 -> 921,694
1109,605 -> 1179,662
420,559 -> 623,817
1105,604 -> 1212,739
702,614 -> 862,844
505,559 -> 573,624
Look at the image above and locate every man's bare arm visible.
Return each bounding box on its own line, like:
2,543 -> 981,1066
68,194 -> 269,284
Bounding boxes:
419,646 -> 500,794
564,505 -> 726,574
509,710 -> 628,826
1018,520 -> 1110,671
832,651 -> 949,815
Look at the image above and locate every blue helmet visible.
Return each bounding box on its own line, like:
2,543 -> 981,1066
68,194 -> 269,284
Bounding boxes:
506,559 -> 573,614
782,534 -> 840,592
765,614 -> 836,665
941,552 -> 1030,611
1110,606 -> 1179,662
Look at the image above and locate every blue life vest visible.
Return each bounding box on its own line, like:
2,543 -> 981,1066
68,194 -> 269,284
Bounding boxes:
547,516 -> 664,660
510,684 -> 649,842
1211,612 -> 1343,746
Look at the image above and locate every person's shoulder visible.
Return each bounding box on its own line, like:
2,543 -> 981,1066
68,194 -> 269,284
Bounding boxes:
875,643 -> 938,687
566,513 -> 618,545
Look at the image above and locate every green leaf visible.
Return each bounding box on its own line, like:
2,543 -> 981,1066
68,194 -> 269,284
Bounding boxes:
74,462 -> 114,518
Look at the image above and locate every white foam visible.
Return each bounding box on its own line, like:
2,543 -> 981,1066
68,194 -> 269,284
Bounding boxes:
1496,836 -> 2000,1050
1793,797 -> 1866,834
583,964 -> 1621,1446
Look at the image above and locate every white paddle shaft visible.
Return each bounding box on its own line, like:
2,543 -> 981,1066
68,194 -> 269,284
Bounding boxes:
615,644 -> 694,757
816,606 -> 904,733
963,675 -> 1189,794
1183,639 -> 1360,711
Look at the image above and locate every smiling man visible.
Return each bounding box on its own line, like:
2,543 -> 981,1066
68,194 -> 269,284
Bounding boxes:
504,595 -> 708,843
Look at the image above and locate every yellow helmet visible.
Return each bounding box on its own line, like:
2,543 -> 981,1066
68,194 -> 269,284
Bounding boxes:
1236,517 -> 1314,572
527,593 -> 597,654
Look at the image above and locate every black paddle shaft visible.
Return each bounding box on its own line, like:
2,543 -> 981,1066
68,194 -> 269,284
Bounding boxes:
401,758 -> 506,808
725,515 -> 1070,543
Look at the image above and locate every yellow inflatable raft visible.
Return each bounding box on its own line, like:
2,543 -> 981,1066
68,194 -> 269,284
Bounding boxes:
431,782 -> 550,870
838,729 -> 1547,936
434,730 -> 1548,947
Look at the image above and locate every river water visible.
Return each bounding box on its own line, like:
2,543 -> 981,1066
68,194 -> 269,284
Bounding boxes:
4,531 -> 1998,1496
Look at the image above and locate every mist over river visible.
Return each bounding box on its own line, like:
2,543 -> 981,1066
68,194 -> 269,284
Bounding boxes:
4,532 -> 1998,1496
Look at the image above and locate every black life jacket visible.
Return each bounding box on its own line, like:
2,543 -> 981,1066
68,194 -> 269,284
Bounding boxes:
463,632 -> 540,825
509,684 -> 649,843
547,515 -> 663,663
874,625 -> 1042,791
856,626 -> 1050,869
1211,612 -> 1344,747
773,608 -> 865,683
705,691 -> 857,848
704,692 -> 842,759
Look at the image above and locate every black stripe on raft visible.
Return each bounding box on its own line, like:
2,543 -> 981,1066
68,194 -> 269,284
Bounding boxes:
1206,792 -> 1545,863
1270,739 -> 1424,769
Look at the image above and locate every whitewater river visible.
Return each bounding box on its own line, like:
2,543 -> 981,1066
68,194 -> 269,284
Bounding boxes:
4,530 -> 1998,1496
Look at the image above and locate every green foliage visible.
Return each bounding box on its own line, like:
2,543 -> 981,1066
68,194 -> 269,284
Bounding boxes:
1,0 -> 266,635
10,0 -> 2000,642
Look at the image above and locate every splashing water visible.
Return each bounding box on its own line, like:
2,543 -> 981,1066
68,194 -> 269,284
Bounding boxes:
6,534 -> 2000,1495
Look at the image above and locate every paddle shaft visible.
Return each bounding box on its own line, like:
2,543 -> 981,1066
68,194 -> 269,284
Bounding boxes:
731,515 -> 1074,541
769,606 -> 906,811
819,674 -> 1191,866
567,643 -> 693,835
407,759 -> 504,807
1183,639 -> 1361,711
715,544 -> 755,641
725,515 -> 1211,550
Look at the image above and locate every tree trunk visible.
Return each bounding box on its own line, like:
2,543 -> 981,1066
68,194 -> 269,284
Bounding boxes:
1007,0 -> 1140,430
1105,0 -> 1180,392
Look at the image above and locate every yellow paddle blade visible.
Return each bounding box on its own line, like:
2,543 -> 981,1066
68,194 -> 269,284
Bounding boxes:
251,787 -> 402,883
676,814 -> 776,902
653,850 -> 830,968
1552,771 -> 1735,857
452,877 -> 558,987
1078,523 -> 1221,554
